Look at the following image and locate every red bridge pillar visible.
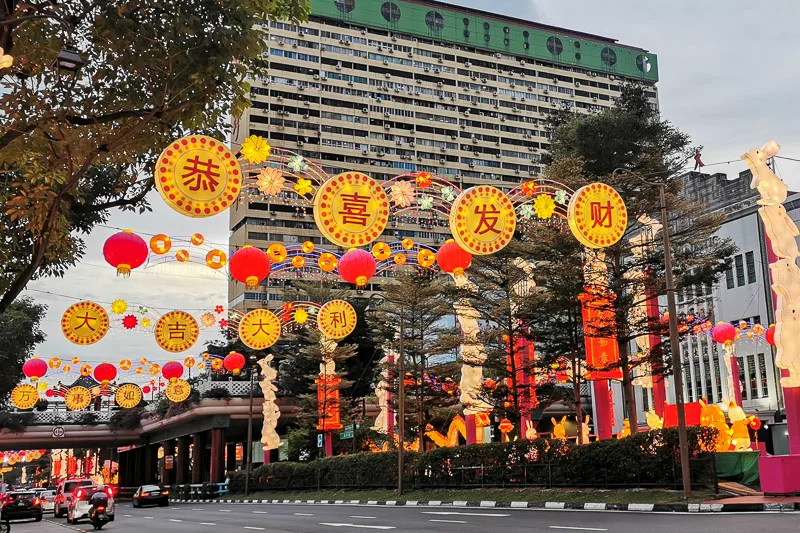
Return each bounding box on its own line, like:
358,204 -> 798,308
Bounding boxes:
175,436 -> 189,484
209,428 -> 226,484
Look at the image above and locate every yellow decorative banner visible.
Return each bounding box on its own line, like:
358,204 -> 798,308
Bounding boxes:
10,384 -> 39,410
166,379 -> 192,403
154,135 -> 242,217
65,386 -> 92,411
318,300 -> 357,340
449,186 -> 517,255
567,183 -> 628,249
61,301 -> 109,346
154,311 -> 200,353
238,309 -> 281,350
115,384 -> 143,409
313,172 -> 390,247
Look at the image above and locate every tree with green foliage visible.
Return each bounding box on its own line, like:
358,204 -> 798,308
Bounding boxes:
544,84 -> 736,430
0,297 -> 46,404
0,0 -> 310,312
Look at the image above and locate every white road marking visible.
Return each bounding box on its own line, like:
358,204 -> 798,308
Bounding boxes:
429,519 -> 467,524
193,508 -> 204,511
549,527 -> 609,532
350,516 -> 377,519
143,516 -> 153,519
199,523 -> 217,526
319,524 -> 396,530
294,512 -> 314,516
423,511 -> 510,517
252,510 -> 269,514
244,527 -> 265,531
219,509 -> 232,512
171,507 -> 181,510
123,514 -> 132,517
169,519 -> 183,522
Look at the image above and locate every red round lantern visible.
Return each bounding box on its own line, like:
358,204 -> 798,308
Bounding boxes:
224,351 -> 246,376
338,249 -> 376,287
45,389 -> 54,398
749,418 -> 762,431
103,230 -> 148,276
22,358 -> 47,382
436,240 -> 472,276
142,386 -> 151,394
162,361 -> 184,382
712,322 -> 737,345
230,246 -> 271,289
766,325 -> 776,346
93,362 -> 117,385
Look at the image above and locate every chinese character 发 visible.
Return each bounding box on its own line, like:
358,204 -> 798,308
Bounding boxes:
252,319 -> 272,337
75,313 -> 96,331
168,322 -> 187,340
338,192 -> 370,226
590,200 -> 614,229
181,156 -> 221,192
330,311 -> 347,329
473,203 -> 502,235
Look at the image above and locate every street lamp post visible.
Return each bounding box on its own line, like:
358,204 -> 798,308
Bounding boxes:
397,309 -> 405,496
244,358 -> 258,497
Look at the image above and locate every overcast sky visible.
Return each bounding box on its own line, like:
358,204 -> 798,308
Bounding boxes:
23,0 -> 800,368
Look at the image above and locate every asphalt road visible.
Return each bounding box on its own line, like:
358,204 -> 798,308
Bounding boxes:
8,502 -> 798,533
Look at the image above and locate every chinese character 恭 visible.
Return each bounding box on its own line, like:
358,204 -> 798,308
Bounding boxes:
181,156 -> 221,192
252,320 -> 272,337
168,322 -> 187,340
473,203 -> 502,235
338,192 -> 370,226
590,200 -> 614,229
75,313 -> 96,331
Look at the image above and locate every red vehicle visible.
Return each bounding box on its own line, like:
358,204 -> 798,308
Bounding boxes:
54,478 -> 93,518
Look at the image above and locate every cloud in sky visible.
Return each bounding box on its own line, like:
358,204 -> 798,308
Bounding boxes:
25,0 -> 800,363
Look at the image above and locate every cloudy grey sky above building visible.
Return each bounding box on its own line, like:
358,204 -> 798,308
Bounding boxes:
24,0 -> 800,364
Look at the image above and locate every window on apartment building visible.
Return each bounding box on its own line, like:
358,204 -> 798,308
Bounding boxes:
641,389 -> 650,414
601,47 -> 617,66
758,353 -> 767,398
425,11 -> 445,32
734,254 -> 745,286
546,36 -> 563,55
694,359 -> 702,400
747,354 -> 758,399
745,251 -> 756,284
334,0 -> 355,14
738,356 -> 747,400
381,2 -> 401,22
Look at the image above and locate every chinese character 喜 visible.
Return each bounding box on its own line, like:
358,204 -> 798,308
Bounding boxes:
590,200 -> 614,229
338,192 -> 370,226
181,156 -> 221,192
168,322 -> 187,340
473,203 -> 502,235
75,313 -> 96,331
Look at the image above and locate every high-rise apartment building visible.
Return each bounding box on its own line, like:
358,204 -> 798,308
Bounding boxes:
229,0 -> 659,312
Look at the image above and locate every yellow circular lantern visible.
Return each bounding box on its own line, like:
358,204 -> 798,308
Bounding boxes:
417,249 -> 436,268
292,256 -> 306,269
150,234 -> 172,254
401,238 -> 414,250
267,243 -> 287,263
238,309 -> 281,350
191,233 -> 205,246
154,311 -> 199,353
149,363 -> 161,375
80,364 -> 93,377
61,301 -> 109,346
567,183 -> 628,249
318,252 -> 338,273
184,356 -> 196,368
206,249 -> 227,269
372,242 -> 391,261
10,384 -> 39,410
394,253 -> 407,265
301,241 -> 315,254
65,386 -> 92,411
211,358 -> 223,371
318,300 -> 358,340
449,186 -> 517,255
119,359 -> 132,371
313,171 -> 390,247
48,358 -> 61,370
176,249 -> 190,262
115,384 -> 143,409
166,379 -> 192,403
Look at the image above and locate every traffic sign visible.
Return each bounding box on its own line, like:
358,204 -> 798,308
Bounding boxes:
317,434 -> 323,448
340,425 -> 354,440
52,426 -> 65,438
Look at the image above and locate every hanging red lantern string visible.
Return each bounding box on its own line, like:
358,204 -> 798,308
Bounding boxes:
230,245 -> 271,289
22,357 -> 47,382
436,239 -> 472,277
338,249 -> 376,288
161,361 -> 184,382
103,230 -> 149,276
223,352 -> 246,376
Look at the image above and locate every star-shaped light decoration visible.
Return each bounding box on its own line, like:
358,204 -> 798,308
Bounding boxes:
219,318 -> 229,328
122,315 -> 138,330
440,186 -> 458,202
214,305 -> 224,314
256,167 -> 285,196
533,194 -> 556,219
415,172 -> 433,188
0,49 -> 13,70
294,308 -> 309,324
111,300 -> 127,315
519,204 -> 535,220
294,178 -> 313,197
522,181 -> 537,197
240,135 -> 271,164
418,195 -> 434,211
137,305 -> 149,315
141,318 -> 152,328
555,190 -> 569,205
200,312 -> 216,328
287,155 -> 307,173
390,181 -> 415,207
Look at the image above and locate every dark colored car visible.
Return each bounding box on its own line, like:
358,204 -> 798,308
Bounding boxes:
1,491 -> 43,521
132,485 -> 169,508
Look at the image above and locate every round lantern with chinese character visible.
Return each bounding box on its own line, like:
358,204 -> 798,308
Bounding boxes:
224,352 -> 246,375
436,240 -> 472,276
338,249 -> 376,288
230,245 -> 271,289
162,361 -> 184,382
22,357 -> 47,382
93,362 -> 117,386
103,230 -> 149,276
712,322 -> 736,346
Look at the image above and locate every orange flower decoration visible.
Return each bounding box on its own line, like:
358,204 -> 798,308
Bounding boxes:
522,181 -> 537,197
415,172 -> 433,188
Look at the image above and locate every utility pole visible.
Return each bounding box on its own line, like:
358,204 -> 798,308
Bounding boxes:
244,368 -> 256,497
397,310 -> 405,496
660,184 -> 692,498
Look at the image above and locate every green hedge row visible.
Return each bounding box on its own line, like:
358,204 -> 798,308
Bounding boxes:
230,427 -> 718,492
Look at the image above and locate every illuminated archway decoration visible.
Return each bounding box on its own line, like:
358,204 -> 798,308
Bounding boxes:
450,186 -> 517,255
317,300 -> 357,340
154,311 -> 199,353
61,302 -> 110,346
238,309 -> 281,350
567,183 -> 628,249
313,172 -> 390,247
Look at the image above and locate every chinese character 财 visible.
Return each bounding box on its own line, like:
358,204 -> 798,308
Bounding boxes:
590,200 -> 614,229
181,156 -> 221,192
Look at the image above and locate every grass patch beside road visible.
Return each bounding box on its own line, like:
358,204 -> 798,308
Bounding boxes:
231,487 -> 716,505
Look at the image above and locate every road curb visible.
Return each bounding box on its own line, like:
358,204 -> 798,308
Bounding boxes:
173,498 -> 799,513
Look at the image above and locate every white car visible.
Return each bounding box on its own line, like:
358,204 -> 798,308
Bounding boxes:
66,485 -> 115,525
33,489 -> 55,512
